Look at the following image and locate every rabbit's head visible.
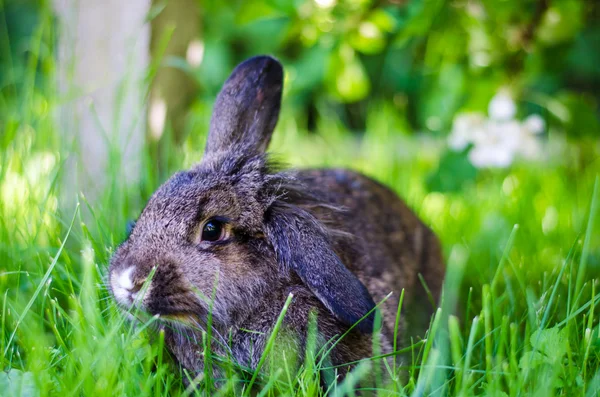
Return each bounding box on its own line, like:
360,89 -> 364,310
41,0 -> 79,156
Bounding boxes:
109,56 -> 375,332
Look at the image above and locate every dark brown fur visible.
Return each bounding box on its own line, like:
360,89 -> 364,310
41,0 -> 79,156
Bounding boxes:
108,56 -> 445,385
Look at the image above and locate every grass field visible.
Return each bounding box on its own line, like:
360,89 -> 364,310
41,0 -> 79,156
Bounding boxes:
2,12 -> 600,397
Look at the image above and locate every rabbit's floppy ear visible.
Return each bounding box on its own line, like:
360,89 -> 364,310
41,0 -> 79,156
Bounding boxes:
205,55 -> 283,156
266,206 -> 376,333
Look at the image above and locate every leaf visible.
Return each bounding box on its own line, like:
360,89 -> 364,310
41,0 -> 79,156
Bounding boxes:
347,10 -> 395,55
419,63 -> 466,131
519,326 -> 570,390
197,42 -> 232,93
325,45 -> 371,103
426,149 -> 478,193
556,92 -> 600,138
518,351 -> 547,372
0,370 -> 40,397
530,327 -> 569,365
537,0 -> 584,46
288,46 -> 329,94
234,0 -> 284,25
348,22 -> 386,54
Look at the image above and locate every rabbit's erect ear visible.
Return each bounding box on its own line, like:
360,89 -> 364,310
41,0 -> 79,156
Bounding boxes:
266,207 -> 376,333
205,55 -> 283,156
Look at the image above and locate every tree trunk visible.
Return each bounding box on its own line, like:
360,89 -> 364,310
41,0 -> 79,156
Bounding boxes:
54,0 -> 150,208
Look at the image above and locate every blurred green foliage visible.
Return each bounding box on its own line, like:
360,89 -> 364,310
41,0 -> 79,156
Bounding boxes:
3,0 -> 599,201
184,0 -> 600,137
3,0 -> 599,138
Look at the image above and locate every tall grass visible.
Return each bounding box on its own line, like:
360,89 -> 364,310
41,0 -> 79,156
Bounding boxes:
1,5 -> 600,396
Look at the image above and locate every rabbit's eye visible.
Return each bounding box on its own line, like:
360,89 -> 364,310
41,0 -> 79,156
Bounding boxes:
201,219 -> 226,242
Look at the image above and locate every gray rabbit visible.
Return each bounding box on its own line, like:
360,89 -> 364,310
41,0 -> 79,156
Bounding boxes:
109,55 -> 445,382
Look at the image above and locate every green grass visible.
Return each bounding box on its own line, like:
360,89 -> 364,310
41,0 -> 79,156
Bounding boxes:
2,9 -> 600,397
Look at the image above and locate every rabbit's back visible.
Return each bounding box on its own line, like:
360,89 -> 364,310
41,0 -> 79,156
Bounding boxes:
298,168 -> 444,341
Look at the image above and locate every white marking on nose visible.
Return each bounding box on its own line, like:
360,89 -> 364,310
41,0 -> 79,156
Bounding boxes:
112,266 -> 135,305
118,267 -> 135,290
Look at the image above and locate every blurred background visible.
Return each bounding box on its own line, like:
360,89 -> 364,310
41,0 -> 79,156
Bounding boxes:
1,0 -> 600,394
1,0 -> 599,294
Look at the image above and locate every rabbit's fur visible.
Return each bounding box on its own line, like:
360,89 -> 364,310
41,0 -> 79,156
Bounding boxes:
109,56 -> 444,381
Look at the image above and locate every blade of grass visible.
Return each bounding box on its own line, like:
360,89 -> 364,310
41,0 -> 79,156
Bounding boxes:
491,224 -> 519,291
244,292 -> 294,395
3,203 -> 79,358
573,175 -> 599,311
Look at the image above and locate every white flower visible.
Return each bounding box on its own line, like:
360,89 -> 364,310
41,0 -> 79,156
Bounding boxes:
523,114 -> 545,134
518,133 -> 542,160
484,119 -> 521,149
518,114 -> 544,159
447,112 -> 486,151
468,143 -> 514,168
468,119 -> 521,168
448,92 -> 546,168
488,90 -> 516,121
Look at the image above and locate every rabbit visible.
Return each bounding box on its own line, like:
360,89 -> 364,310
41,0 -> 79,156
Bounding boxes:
108,55 -> 445,383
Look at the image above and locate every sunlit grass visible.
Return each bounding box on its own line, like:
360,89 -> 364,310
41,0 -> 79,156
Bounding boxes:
2,6 -> 600,397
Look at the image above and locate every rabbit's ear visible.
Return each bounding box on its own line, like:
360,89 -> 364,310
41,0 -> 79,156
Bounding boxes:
205,55 -> 283,156
266,207 -> 376,333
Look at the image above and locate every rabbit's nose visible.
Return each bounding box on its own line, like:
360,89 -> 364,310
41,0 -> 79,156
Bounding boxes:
111,266 -> 144,306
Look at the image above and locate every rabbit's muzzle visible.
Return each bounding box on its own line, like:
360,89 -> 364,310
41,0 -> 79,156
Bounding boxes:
110,265 -> 141,306
109,258 -> 206,319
